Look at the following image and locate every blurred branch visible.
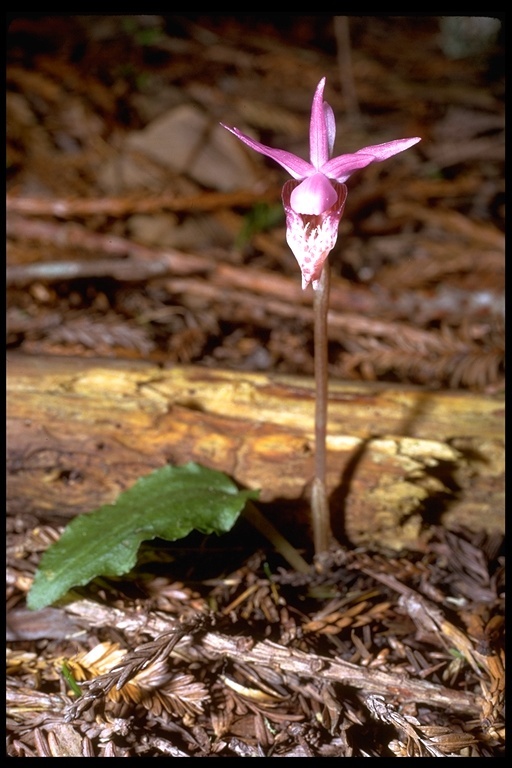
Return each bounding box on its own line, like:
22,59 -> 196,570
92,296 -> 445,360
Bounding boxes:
334,16 -> 361,124
6,188 -> 280,218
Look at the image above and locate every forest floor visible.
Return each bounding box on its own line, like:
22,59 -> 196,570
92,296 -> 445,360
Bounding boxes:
6,15 -> 504,757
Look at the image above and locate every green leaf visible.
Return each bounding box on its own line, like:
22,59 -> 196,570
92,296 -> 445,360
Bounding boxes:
27,463 -> 258,611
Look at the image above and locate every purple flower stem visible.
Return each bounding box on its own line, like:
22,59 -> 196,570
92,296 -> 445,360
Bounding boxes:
311,261 -> 333,554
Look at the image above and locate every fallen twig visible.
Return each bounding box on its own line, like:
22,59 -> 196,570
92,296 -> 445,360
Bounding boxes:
62,599 -> 480,716
6,189 -> 280,218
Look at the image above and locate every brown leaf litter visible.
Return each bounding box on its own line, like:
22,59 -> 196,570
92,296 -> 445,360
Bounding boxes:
7,523 -> 504,757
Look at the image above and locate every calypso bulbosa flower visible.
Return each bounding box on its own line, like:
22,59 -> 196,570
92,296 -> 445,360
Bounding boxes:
222,77 -> 420,289
223,78 -> 421,556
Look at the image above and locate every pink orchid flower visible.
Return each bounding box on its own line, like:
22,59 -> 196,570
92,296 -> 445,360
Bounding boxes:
222,78 -> 421,289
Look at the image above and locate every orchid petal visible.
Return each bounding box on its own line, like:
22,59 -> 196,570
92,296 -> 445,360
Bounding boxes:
322,136 -> 421,182
221,124 -> 314,179
321,152 -> 381,183
283,180 -> 347,290
290,173 -> 338,215
353,136 -> 422,161
324,101 -> 336,158
309,77 -> 331,169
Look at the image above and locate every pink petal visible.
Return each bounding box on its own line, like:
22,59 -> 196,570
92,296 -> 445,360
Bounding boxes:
309,78 -> 331,169
354,136 -> 422,161
221,124 -> 314,179
283,180 -> 348,290
323,136 -> 421,182
290,173 -> 338,215
323,101 -> 336,158
321,153 -> 377,183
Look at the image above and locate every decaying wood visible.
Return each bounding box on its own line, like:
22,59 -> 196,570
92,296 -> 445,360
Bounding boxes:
7,353 -> 503,550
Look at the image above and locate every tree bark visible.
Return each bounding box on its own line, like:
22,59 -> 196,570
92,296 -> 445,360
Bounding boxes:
7,352 -> 504,550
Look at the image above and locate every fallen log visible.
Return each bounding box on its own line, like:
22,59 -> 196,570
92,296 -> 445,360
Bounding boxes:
6,352 -> 504,551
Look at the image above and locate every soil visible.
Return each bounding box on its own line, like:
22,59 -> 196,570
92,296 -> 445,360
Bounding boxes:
6,14 -> 504,757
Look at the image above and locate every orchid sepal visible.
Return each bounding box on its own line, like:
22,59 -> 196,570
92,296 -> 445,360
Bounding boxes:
220,124 -> 314,180
323,136 -> 421,182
